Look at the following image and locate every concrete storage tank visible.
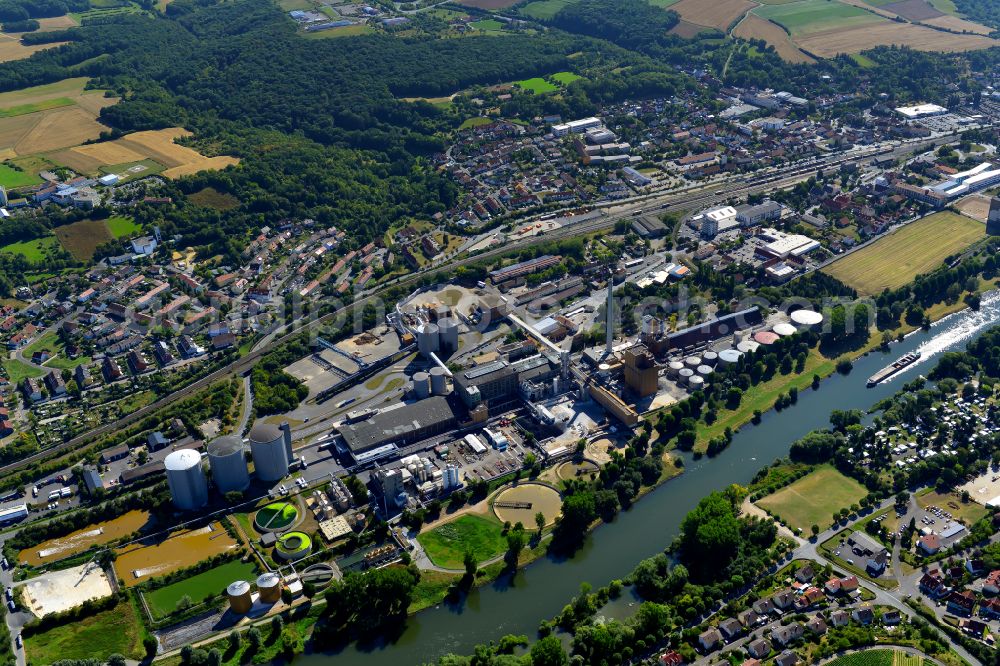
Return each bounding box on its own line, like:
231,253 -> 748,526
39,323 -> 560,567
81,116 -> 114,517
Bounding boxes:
430,366 -> 448,395
697,364 -> 714,377
702,351 -> 718,366
208,435 -> 249,493
417,323 -> 440,357
413,371 -> 431,399
667,361 -> 684,378
684,356 -> 701,369
227,580 -> 252,614
438,318 -> 459,351
718,349 -> 743,366
678,368 -> 694,386
249,421 -> 290,483
688,375 -> 705,391
165,449 -> 208,510
773,322 -> 797,337
257,572 -> 282,604
737,340 -> 760,354
790,309 -> 823,330
753,331 -> 779,346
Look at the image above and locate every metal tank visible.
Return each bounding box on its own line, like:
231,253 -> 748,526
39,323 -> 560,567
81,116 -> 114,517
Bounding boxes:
208,435 -> 249,494
688,375 -> 706,391
249,421 -> 290,483
165,449 -> 208,511
684,356 -> 701,368
702,351 -> 718,366
718,349 -> 744,365
417,323 -> 440,357
438,318 -> 459,351
257,572 -> 282,604
429,366 -> 448,395
678,368 -> 694,386
667,361 -> 684,378
227,580 -> 252,614
413,371 -> 431,399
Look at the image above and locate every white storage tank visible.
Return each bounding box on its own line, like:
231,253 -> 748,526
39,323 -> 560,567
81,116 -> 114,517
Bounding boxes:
417,323 -> 440,357
413,371 -> 431,399
430,366 -> 449,395
438,318 -> 460,351
678,368 -> 694,386
667,361 -> 684,378
736,340 -> 760,354
249,421 -> 290,483
702,351 -> 718,366
684,356 -> 701,368
165,449 -> 208,511
790,309 -> 823,330
208,435 -> 249,494
718,349 -> 743,365
773,322 -> 797,337
697,364 -> 713,377
688,375 -> 705,391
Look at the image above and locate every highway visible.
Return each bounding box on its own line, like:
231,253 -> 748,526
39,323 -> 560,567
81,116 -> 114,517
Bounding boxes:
0,133 -> 954,478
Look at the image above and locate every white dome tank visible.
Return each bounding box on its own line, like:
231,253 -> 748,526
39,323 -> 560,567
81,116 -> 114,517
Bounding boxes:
165,449 -> 208,510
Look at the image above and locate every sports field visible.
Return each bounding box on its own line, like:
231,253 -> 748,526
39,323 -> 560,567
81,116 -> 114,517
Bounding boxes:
417,514 -> 507,569
145,559 -> 257,619
756,465 -> 868,531
822,211 -> 984,295
469,18 -> 504,31
51,127 -> 239,179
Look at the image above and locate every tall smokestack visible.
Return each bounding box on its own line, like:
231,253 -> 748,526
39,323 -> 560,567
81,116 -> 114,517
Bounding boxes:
606,276 -> 614,357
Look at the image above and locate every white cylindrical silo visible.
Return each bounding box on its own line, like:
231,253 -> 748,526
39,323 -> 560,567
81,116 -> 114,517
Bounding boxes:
689,375 -> 705,391
702,351 -> 718,366
667,361 -> 684,378
438,318 -> 459,351
208,435 -> 249,493
678,368 -> 694,386
684,356 -> 701,369
249,421 -> 289,482
413,371 -> 431,399
430,366 -> 448,395
417,323 -> 440,357
697,364 -> 713,377
165,449 -> 208,510
718,349 -> 743,366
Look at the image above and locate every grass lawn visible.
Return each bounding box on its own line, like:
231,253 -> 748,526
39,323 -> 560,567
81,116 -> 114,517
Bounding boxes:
915,488 -> 987,526
469,18 -> 504,30
105,215 -> 141,239
417,514 -> 507,569
550,71 -> 582,85
54,218 -> 113,261
44,354 -> 91,370
754,0 -> 881,35
515,77 -> 559,94
100,158 -> 165,183
757,465 -> 868,531
0,236 -> 60,261
850,53 -> 876,68
24,599 -> 145,663
822,211 -> 985,296
459,116 -> 493,130
520,0 -> 574,19
409,569 -> 461,613
0,163 -> 42,188
145,560 -> 258,619
0,97 -> 74,118
22,330 -> 60,356
2,359 -> 43,383
304,24 -> 375,38
646,0 -> 678,6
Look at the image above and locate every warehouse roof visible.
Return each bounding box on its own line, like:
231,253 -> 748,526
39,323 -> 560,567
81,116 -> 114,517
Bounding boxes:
337,396 -> 459,452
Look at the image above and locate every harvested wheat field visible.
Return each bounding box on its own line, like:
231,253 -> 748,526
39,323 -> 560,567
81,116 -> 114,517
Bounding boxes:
52,128 -> 239,178
671,0 -> 755,29
0,78 -> 116,157
0,33 -> 68,63
670,19 -> 710,37
15,107 -> 109,154
797,22 -> 997,56
734,14 -> 816,63
920,14 -> 993,34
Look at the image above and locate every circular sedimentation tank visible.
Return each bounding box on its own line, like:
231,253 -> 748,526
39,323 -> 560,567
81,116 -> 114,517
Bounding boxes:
773,322 -> 797,337
790,309 -> 823,328
736,340 -> 760,354
275,531 -> 313,561
254,502 -> 299,532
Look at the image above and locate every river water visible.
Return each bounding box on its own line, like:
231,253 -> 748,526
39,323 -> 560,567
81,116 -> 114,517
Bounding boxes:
315,291 -> 1000,665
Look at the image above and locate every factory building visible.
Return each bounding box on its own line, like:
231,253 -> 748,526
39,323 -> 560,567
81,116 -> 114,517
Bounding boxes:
207,435 -> 250,493
454,354 -> 558,412
165,449 -> 208,510
622,344 -> 659,397
249,421 -> 292,482
642,308 -> 764,355
336,396 -> 460,463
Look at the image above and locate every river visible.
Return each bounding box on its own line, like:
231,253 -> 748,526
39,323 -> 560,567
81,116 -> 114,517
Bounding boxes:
315,290 -> 1000,665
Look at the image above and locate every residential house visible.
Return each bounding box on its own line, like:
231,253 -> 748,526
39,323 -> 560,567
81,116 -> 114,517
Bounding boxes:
806,616 -> 828,635
919,570 -> 950,599
746,638 -> 771,659
698,627 -> 722,652
983,570 -> 1000,595
830,610 -> 850,627
852,605 -> 875,625
212,332 -> 236,350
739,609 -> 765,628
21,377 -> 42,403
658,651 -> 684,666
966,559 -> 985,576
775,650 -> 799,666
44,371 -> 66,396
796,587 -> 825,609
794,564 -> 815,584
752,598 -> 776,615
918,534 -> 942,555
979,598 -> 1000,620
719,618 -> 742,642
881,610 -> 901,626
770,622 -> 803,646
772,589 -> 796,611
946,590 -> 975,616
74,364 -> 93,389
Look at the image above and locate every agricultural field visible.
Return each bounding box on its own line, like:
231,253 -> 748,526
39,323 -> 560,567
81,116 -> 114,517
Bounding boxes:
0,162 -> 42,188
416,514 -> 507,569
1,236 -> 60,261
515,77 -> 559,94
670,0 -> 756,30
550,71 -> 582,85
920,14 -> 992,33
24,599 -> 146,663
822,211 -> 985,295
303,23 -> 374,38
188,186 -> 240,210
520,0 -> 574,19
54,218 -> 114,261
756,465 -> 868,531
754,0 -> 881,36
796,21 -> 996,55
0,78 -> 117,158
144,559 -> 258,619
0,32 -> 68,64
669,19 -> 709,37
50,127 -> 239,178
456,0 -> 521,9
733,14 -> 816,62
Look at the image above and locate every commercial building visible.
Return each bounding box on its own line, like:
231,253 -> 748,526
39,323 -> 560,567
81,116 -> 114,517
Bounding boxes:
337,396 -> 460,461
757,228 -> 820,259
737,200 -> 781,226
894,103 -> 948,119
930,162 -> 1000,199
489,255 -> 563,283
631,216 -> 668,238
697,205 -> 739,238
551,117 -> 601,137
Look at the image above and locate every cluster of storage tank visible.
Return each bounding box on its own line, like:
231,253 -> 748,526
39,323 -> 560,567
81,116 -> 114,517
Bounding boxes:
310,478 -> 351,521
400,453 -> 444,496
416,318 -> 460,357
409,366 -> 451,399
227,572 -> 283,614
664,352 -> 718,391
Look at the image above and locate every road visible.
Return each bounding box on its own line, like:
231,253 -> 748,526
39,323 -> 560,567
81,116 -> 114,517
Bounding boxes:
0,133 -> 958,480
